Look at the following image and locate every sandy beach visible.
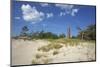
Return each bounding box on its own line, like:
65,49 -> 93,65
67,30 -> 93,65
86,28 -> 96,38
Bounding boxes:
12,39 -> 95,66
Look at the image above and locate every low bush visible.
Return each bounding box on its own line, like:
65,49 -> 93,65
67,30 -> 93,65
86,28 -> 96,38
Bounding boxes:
53,50 -> 59,55
32,58 -> 38,64
38,43 -> 62,52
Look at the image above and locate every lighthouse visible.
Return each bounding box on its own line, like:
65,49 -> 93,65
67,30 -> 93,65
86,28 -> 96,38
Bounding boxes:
67,26 -> 71,39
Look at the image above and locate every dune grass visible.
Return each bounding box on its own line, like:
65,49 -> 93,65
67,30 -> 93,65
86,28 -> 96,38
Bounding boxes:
38,38 -> 95,52
53,50 -> 59,55
32,58 -> 38,64
32,54 -> 52,64
47,38 -> 80,47
48,38 -> 95,46
38,43 -> 62,52
32,38 -> 95,64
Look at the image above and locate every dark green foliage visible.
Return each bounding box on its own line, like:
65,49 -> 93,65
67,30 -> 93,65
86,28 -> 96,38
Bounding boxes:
19,24 -> 95,41
59,34 -> 66,38
20,27 -> 64,39
39,31 -> 58,39
19,25 -> 66,39
30,30 -> 61,39
78,24 -> 96,40
72,36 -> 77,39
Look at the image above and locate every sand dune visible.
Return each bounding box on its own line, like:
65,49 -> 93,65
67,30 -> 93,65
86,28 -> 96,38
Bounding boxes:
11,39 -> 95,66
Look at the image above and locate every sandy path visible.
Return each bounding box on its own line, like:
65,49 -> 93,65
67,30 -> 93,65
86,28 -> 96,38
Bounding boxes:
12,39 -> 49,65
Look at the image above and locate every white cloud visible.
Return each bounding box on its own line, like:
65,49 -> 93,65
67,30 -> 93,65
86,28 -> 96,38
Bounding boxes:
21,4 -> 45,24
71,9 -> 79,16
40,3 -> 49,7
55,4 -> 74,10
59,12 -> 66,16
15,17 -> 20,20
46,13 -> 53,18
55,4 -> 78,16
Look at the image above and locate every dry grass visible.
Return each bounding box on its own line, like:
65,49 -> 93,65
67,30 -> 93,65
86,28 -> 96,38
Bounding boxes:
38,43 -> 62,52
32,58 -> 38,64
53,50 -> 59,55
32,54 -> 52,64
33,39 -> 95,64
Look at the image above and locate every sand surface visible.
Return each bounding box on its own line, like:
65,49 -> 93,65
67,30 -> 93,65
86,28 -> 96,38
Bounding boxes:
12,39 -> 50,65
12,39 -> 95,66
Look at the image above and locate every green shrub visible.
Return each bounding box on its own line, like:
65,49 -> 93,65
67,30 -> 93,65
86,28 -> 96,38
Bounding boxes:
38,46 -> 50,52
32,58 -> 38,64
35,54 -> 42,59
53,50 -> 59,55
53,44 -> 62,49
38,43 -> 62,52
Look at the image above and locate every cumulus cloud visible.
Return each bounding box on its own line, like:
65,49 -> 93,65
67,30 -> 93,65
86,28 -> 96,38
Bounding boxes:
71,9 -> 79,16
46,13 -> 53,18
55,4 -> 79,16
40,3 -> 49,7
59,12 -> 66,16
21,4 -> 45,24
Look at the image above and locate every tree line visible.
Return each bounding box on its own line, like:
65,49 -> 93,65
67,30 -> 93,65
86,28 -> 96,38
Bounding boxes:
14,24 -> 96,40
77,24 -> 96,40
19,26 -> 66,39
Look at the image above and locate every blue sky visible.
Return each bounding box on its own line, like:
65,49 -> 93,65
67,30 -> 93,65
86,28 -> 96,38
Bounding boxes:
11,0 -> 96,37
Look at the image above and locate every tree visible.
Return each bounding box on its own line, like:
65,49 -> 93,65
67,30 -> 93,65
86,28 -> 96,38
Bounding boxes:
38,31 -> 58,39
30,30 -> 59,39
72,36 -> 77,39
59,34 -> 66,38
84,24 -> 96,40
20,26 -> 29,36
77,24 -> 96,40
77,26 -> 84,40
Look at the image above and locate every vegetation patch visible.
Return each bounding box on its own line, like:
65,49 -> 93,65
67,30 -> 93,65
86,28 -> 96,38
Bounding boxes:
32,55 -> 51,64
53,50 -> 59,55
35,54 -> 42,59
38,43 -> 63,52
32,58 -> 38,64
38,46 -> 51,52
43,58 -> 52,64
